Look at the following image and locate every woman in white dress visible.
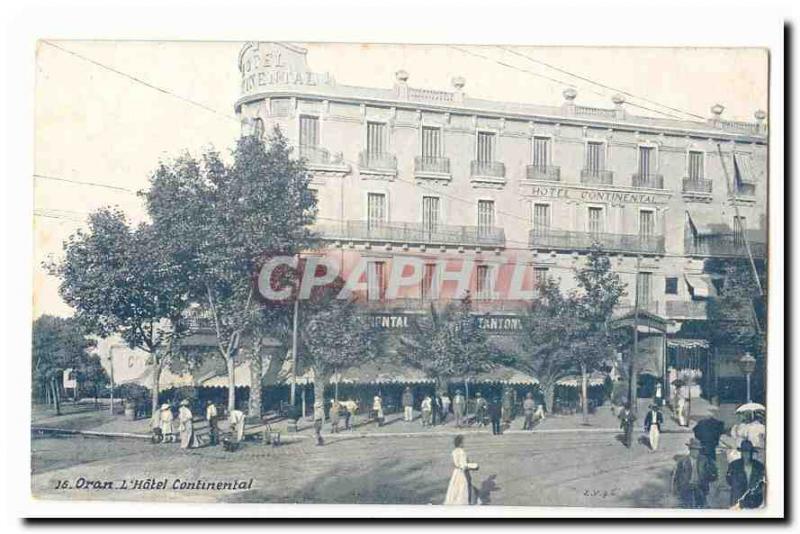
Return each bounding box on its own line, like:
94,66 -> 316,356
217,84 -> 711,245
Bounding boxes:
444,435 -> 479,505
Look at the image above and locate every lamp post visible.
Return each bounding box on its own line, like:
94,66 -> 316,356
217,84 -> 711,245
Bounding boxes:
738,352 -> 757,403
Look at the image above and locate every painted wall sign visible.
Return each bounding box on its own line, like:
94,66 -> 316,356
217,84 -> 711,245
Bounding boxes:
529,185 -> 667,205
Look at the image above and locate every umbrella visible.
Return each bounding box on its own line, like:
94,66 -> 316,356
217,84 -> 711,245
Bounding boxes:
736,403 -> 766,413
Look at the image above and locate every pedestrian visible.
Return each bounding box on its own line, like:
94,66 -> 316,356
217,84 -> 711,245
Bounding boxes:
313,401 -> 325,446
330,399 -> 341,433
726,440 -> 765,509
618,403 -> 635,448
440,392 -> 451,424
501,388 -> 514,426
453,390 -> 466,428
488,397 -> 502,435
421,394 -> 432,427
373,393 -> 385,427
693,405 -> 726,466
159,403 -> 175,443
402,386 -> 414,422
676,390 -> 689,427
341,399 -> 355,430
744,411 -> 766,460
178,399 -> 201,449
534,403 -> 545,424
444,435 -> 480,505
205,400 -> 219,446
522,392 -> 536,430
655,382 -> 664,408
229,408 -> 246,444
644,403 -> 664,452
671,438 -> 717,508
475,392 -> 487,427
431,393 -> 442,426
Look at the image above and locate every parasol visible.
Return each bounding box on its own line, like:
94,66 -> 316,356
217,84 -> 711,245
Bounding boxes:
736,402 -> 766,413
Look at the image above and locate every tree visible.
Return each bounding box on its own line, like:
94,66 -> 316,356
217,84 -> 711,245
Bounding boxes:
399,294 -> 497,391
144,128 -> 318,412
74,354 -> 109,406
572,246 -> 627,421
47,208 -> 190,415
32,315 -> 95,414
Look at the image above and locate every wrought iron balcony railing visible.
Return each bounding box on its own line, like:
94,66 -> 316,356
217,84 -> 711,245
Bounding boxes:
685,233 -> 767,258
665,300 -> 708,320
529,229 -> 665,254
316,220 -> 506,248
525,165 -> 561,181
298,145 -> 332,165
414,155 -> 451,175
683,177 -> 713,194
470,160 -> 506,178
632,173 -> 664,190
580,169 -> 614,185
359,151 -> 397,172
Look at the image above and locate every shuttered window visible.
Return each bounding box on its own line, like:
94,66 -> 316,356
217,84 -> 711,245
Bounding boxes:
533,203 -> 550,235
477,200 -> 495,234
585,141 -> 605,172
421,263 -> 438,300
422,196 -> 440,233
367,261 -> 386,301
299,116 -> 319,148
476,265 -> 491,300
636,272 -> 653,307
367,122 -> 387,155
638,146 -> 654,176
477,132 -> 495,163
587,207 -> 604,235
367,193 -> 386,228
421,127 -> 442,159
532,137 -> 550,168
688,151 -> 704,180
252,118 -> 265,139
639,210 -> 655,239
533,267 -> 549,289
734,216 -> 747,247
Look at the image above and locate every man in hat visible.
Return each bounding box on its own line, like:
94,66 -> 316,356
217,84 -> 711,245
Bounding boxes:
440,391 -> 451,424
329,399 -> 341,433
672,438 -> 718,508
313,401 -> 325,446
229,408 -> 246,444
475,392 -> 487,427
205,401 -> 219,446
401,386 -> 414,422
693,405 -> 726,465
488,397 -> 502,435
501,387 -> 514,426
726,439 -> 765,509
522,392 -> 536,431
618,403 -> 636,448
178,399 -> 201,449
453,390 -> 466,428
643,403 -> 664,452
159,403 -> 175,443
421,394 -> 432,427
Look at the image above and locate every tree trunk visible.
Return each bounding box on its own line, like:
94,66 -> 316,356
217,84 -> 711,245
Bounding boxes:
226,356 -> 236,414
312,370 -> 327,422
151,359 -> 163,416
543,382 -> 555,414
581,362 -> 589,424
51,378 -> 61,416
248,346 -> 263,418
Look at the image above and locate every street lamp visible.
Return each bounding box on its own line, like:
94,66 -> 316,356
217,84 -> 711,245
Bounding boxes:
738,352 -> 757,403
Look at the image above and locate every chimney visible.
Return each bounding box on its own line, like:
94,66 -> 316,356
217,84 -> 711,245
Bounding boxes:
452,76 -> 466,104
562,88 -> 577,115
394,70 -> 409,99
612,94 -> 626,119
754,109 -> 767,134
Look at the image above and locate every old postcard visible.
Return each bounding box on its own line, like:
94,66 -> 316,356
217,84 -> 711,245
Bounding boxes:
29,38 -> 779,517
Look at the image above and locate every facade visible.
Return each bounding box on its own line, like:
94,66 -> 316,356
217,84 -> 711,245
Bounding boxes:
234,42 -> 768,401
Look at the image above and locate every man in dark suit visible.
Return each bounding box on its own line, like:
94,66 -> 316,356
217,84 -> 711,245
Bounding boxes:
488,397 -> 502,435
672,438 -> 718,508
643,404 -> 664,451
726,439 -> 765,509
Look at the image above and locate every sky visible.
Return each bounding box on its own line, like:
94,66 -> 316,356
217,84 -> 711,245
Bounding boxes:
33,41 -> 768,317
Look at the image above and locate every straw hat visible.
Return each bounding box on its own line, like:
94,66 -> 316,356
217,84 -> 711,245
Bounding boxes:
179,399 -> 190,407
160,404 -> 170,411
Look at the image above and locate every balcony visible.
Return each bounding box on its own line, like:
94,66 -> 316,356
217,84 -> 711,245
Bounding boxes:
316,220 -> 506,248
685,233 -> 767,259
632,173 -> 664,190
665,300 -> 708,320
580,169 -> 614,185
359,151 -> 397,177
682,177 -> 713,195
529,229 -> 665,255
470,161 -> 506,186
414,156 -> 451,179
525,165 -> 561,182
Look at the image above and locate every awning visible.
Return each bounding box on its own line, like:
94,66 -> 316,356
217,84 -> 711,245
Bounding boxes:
667,339 -> 709,349
684,274 -> 716,298
686,212 -> 713,235
557,371 -> 606,388
734,153 -> 756,184
469,365 -> 539,385
333,360 -> 434,385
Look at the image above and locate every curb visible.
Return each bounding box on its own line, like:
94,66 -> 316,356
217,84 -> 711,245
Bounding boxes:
31,426 -> 152,440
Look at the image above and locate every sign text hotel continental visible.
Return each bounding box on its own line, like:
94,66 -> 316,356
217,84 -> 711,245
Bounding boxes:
528,184 -> 669,205
240,44 -> 336,95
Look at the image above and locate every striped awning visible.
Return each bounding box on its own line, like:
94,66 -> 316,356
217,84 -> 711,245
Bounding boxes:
557,371 -> 607,388
667,339 -> 710,349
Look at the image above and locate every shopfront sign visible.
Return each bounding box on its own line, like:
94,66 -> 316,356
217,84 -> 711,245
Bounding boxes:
529,185 -> 667,205
368,312 -> 523,334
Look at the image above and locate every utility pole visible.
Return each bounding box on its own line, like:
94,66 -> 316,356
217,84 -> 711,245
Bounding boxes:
629,256 -> 641,416
290,296 -> 299,406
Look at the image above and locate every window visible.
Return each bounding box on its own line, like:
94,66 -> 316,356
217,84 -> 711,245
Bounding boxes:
533,267 -> 549,289
367,122 -> 387,155
421,263 -> 438,300
421,127 -> 442,159
533,203 -> 550,236
477,200 -> 495,235
665,277 -> 679,295
733,216 -> 747,247
476,132 -> 495,163
587,207 -> 604,235
476,265 -> 492,300
688,151 -> 704,180
367,193 -> 386,229
532,137 -> 550,168
585,141 -> 605,172
422,196 -> 440,233
638,146 -> 655,176
252,118 -> 265,139
299,116 -> 319,148
367,261 -> 385,301
639,210 -> 655,239
636,272 -> 653,307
